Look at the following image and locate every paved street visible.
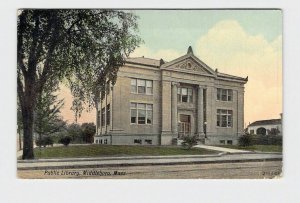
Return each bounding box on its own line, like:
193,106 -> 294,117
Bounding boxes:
17,153 -> 282,170
18,161 -> 282,179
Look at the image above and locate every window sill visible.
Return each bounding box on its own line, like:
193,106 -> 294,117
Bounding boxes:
130,123 -> 153,126
216,100 -> 233,102
131,92 -> 153,96
216,126 -> 233,129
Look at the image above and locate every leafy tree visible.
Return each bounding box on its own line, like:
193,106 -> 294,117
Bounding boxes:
67,123 -> 82,143
181,136 -> 198,150
17,9 -> 141,159
34,83 -> 66,148
81,123 -> 96,143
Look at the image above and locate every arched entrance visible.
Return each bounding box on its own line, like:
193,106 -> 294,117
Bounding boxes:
256,127 -> 267,135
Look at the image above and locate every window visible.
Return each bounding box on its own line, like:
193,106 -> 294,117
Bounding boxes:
130,103 -> 153,124
134,139 -> 142,144
217,88 -> 233,101
220,140 -> 225,144
96,140 -> 98,144
178,87 -> 193,103
101,107 -> 105,126
137,79 -> 146,94
131,78 -> 153,94
145,139 -> 152,145
138,103 -> 146,124
106,81 -> 110,94
131,79 -> 137,93
104,139 -> 107,144
217,109 -> 233,127
146,80 -> 153,94
227,140 -> 233,145
106,104 -> 110,125
100,139 -> 103,144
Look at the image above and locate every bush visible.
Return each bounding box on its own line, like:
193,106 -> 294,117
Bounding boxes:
59,136 -> 72,146
239,134 -> 253,147
252,135 -> 282,145
239,134 -> 282,146
181,136 -> 198,149
35,136 -> 54,147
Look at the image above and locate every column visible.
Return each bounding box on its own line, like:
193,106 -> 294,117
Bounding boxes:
171,82 -> 179,136
197,85 -> 204,136
100,97 -> 102,135
161,80 -> 172,145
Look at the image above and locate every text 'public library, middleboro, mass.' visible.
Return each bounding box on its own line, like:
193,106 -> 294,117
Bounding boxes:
94,46 -> 248,146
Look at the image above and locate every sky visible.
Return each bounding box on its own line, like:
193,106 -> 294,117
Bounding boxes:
59,10 -> 282,127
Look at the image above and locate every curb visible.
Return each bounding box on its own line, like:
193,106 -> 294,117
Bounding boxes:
18,157 -> 282,171
18,153 -> 224,163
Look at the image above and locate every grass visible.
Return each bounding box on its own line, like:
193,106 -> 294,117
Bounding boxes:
216,145 -> 282,153
33,144 -> 217,159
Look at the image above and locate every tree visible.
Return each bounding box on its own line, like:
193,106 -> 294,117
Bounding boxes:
17,99 -> 23,150
181,136 -> 198,150
34,83 -> 65,148
18,10 -> 141,159
67,123 -> 82,143
81,123 -> 96,143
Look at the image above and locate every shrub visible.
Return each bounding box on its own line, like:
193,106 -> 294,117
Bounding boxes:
35,136 -> 54,147
252,135 -> 282,145
181,136 -> 198,149
59,136 -> 72,146
239,133 -> 253,147
239,134 -> 282,146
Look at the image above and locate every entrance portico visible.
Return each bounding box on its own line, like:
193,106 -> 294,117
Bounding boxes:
170,82 -> 206,140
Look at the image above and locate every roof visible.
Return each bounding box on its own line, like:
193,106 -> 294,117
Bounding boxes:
248,119 -> 281,127
125,57 -> 161,68
217,72 -> 247,81
125,46 -> 248,83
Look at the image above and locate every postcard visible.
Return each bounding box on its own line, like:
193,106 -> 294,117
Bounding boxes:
17,9 -> 282,179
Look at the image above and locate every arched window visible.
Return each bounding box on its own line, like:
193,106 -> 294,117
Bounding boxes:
256,127 -> 267,135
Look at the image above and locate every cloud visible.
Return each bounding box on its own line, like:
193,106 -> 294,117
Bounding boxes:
130,45 -> 183,62
195,20 -> 282,124
59,20 -> 282,126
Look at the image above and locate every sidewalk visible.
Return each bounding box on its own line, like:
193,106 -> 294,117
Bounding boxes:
17,153 -> 282,170
193,145 -> 251,153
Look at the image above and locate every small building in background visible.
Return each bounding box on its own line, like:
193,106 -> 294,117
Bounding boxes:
247,115 -> 282,136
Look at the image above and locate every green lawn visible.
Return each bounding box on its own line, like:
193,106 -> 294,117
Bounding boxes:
33,144 -> 217,159
216,145 -> 282,153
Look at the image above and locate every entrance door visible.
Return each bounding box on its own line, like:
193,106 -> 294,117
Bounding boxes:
178,114 -> 191,138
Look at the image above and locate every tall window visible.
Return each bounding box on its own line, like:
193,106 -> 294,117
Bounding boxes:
217,88 -> 233,101
217,109 -> 233,127
106,104 -> 110,125
177,87 -> 193,103
101,107 -> 105,126
131,78 -> 153,95
130,103 -> 153,124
